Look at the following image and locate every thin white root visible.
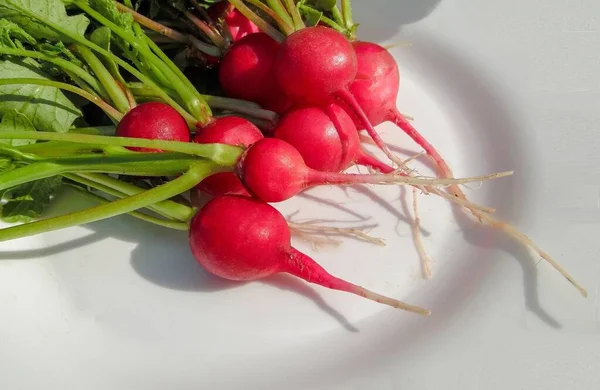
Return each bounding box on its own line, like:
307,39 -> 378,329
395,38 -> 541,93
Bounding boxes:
291,229 -> 343,249
382,41 -> 413,50
288,222 -> 386,247
412,188 -> 432,279
475,211 -> 588,297
363,170 -> 514,186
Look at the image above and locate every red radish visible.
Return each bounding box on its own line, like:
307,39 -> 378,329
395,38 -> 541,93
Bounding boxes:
273,26 -> 397,162
219,33 -> 291,114
274,103 -> 393,173
116,102 -> 190,152
194,116 -> 263,196
208,2 -> 260,42
349,41 -> 459,184
189,195 -> 430,314
237,138 -> 507,203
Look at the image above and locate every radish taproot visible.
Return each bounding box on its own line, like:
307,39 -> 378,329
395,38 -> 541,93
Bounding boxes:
274,103 -> 393,173
349,41 -> 459,182
189,195 -> 430,314
194,116 -> 263,196
219,33 -> 291,113
237,138 -> 512,203
116,102 -> 190,152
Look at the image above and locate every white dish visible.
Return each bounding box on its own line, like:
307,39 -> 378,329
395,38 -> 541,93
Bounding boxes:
1,1 -> 599,389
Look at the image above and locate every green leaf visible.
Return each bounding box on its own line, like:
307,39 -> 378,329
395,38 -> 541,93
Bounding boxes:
0,59 -> 81,133
0,0 -> 90,43
89,26 -> 125,84
0,175 -> 62,223
305,0 -> 336,10
0,18 -> 37,49
298,4 -> 323,27
88,0 -> 135,37
0,109 -> 36,146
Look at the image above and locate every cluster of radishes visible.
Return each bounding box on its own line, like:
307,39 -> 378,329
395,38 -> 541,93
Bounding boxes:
112,5 -> 585,314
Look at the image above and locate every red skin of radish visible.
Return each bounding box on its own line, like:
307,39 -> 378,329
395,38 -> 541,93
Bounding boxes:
189,195 -> 429,314
273,27 -> 393,161
219,33 -> 291,114
116,102 -> 190,153
349,41 -> 457,182
208,2 -> 260,42
238,138 -> 401,203
274,103 -> 393,173
194,116 -> 263,196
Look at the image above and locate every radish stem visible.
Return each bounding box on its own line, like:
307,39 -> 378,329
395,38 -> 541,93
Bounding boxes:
228,0 -> 286,42
0,163 -> 213,242
67,184 -> 189,231
0,78 -> 122,121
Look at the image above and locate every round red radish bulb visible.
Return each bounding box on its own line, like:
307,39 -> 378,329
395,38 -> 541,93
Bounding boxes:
116,102 -> 190,152
219,33 -> 291,114
189,195 -> 430,315
273,27 -> 396,163
349,41 -> 459,183
274,103 -> 394,173
194,116 -> 263,196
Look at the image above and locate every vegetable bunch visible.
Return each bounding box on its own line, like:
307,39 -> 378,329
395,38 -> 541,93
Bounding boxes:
0,0 -> 587,314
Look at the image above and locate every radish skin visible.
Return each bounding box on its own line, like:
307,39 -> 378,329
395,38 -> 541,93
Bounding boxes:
189,195 -> 430,314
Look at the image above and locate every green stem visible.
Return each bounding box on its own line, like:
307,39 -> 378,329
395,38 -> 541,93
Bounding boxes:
0,162 -> 212,242
341,0 -> 355,31
0,132 -> 242,166
228,0 -> 286,42
74,1 -> 209,123
65,172 -> 195,221
283,0 -> 305,30
73,45 -> 131,113
331,6 -> 345,26
0,78 -> 122,121
298,5 -> 346,33
262,0 -> 295,34
0,157 -> 197,192
11,3 -> 196,126
183,10 -> 226,48
0,47 -> 106,98
66,184 -> 189,231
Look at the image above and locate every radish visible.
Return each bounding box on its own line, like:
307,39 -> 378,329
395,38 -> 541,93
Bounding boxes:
116,102 -> 190,152
189,195 -> 430,314
194,115 -> 263,196
208,2 -> 260,42
274,103 -> 393,173
349,41 -> 458,181
237,138 -> 511,203
219,33 -> 291,113
273,26 -> 398,163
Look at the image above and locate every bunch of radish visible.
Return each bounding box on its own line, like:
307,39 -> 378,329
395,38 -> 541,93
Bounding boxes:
0,0 -> 586,320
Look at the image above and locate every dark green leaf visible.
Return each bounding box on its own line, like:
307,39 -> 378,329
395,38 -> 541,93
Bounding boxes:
305,0 -> 336,11
0,59 -> 82,133
0,109 -> 36,146
299,5 -> 323,27
0,0 -> 90,43
0,175 -> 62,223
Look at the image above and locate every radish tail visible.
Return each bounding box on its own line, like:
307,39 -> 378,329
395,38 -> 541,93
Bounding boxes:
355,149 -> 395,174
285,249 -> 430,315
336,89 -> 407,169
389,109 -> 469,197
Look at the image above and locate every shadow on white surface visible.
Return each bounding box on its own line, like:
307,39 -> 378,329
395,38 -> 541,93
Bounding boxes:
352,0 -> 443,42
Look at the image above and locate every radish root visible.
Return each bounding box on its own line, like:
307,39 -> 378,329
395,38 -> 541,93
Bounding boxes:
412,188 -> 432,279
289,221 -> 386,247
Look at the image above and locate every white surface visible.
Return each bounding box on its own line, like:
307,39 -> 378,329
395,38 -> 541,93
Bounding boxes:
1,0 -> 600,389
